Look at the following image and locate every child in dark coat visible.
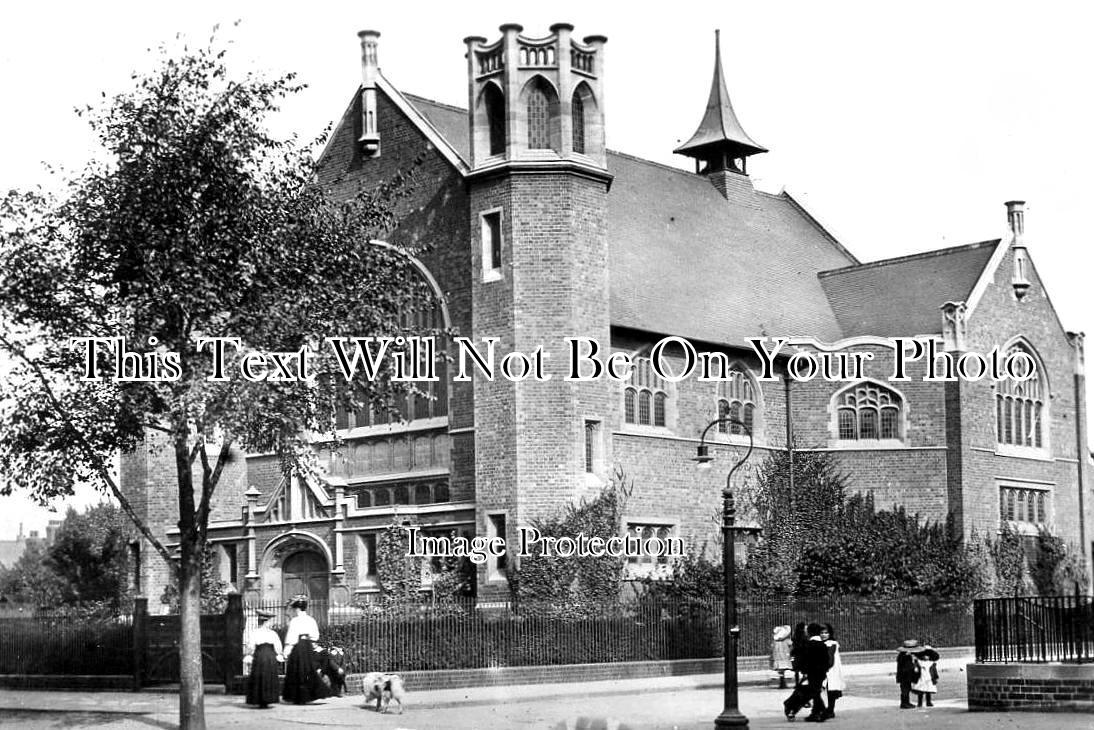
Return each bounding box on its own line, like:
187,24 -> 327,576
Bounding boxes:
783,623 -> 833,722
896,639 -> 921,708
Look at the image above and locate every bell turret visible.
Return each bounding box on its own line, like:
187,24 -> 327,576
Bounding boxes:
675,30 -> 766,183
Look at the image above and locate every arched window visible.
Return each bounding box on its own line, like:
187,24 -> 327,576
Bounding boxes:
527,83 -> 551,149
834,382 -> 903,441
483,84 -> 506,156
995,342 -> 1044,448
572,92 -> 585,154
624,357 -> 669,428
333,262 -> 448,429
716,368 -> 757,436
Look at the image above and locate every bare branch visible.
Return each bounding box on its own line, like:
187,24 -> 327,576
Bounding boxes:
195,433 -> 232,542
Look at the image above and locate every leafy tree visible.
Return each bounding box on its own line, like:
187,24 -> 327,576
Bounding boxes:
0,541 -> 66,607
46,503 -> 133,610
990,523 -> 1036,596
739,448 -> 846,595
160,542 -> 229,613
1031,526 -> 1088,596
738,449 -> 988,599
0,34 -> 431,729
795,495 -> 987,598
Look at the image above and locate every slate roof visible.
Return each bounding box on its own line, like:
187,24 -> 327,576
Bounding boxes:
819,241 -> 999,337
399,92 -> 999,345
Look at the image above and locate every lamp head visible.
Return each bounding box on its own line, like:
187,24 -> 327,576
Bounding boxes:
693,443 -> 714,469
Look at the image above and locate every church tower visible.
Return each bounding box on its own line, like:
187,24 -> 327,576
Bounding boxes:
462,24 -> 613,597
675,30 -> 767,198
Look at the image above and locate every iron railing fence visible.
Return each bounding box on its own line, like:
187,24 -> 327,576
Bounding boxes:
0,611 -> 134,675
243,595 -> 973,674
974,594 -> 1094,664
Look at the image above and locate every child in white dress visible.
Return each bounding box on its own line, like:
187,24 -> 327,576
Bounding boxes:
912,646 -> 940,707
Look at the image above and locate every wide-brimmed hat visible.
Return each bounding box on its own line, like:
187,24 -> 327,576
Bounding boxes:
773,625 -> 791,641
256,609 -> 275,621
899,639 -> 921,650
916,645 -> 940,661
288,594 -> 309,609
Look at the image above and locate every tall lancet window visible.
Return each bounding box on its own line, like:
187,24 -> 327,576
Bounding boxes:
995,342 -> 1044,449
484,84 -> 506,156
527,84 -> 551,149
572,92 -> 586,154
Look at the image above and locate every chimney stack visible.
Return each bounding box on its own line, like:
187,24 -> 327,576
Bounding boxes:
1006,200 -> 1031,299
358,30 -> 381,157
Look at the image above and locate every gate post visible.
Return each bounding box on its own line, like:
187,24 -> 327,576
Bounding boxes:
223,593 -> 244,692
132,597 -> 148,691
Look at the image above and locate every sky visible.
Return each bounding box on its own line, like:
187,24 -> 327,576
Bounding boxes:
0,1 -> 1091,537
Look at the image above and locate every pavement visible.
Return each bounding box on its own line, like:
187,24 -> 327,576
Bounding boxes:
0,657 -> 1090,729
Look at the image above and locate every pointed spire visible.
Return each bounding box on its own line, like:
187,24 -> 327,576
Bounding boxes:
674,30 -> 767,172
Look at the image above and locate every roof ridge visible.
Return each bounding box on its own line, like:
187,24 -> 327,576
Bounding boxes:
818,239 -> 1001,278
396,92 -> 706,183
402,92 -> 467,115
781,190 -> 859,266
606,148 -> 727,182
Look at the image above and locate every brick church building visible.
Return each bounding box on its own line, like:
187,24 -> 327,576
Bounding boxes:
123,23 -> 1090,609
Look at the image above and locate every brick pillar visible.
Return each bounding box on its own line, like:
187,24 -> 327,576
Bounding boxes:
132,597 -> 148,690
223,593 -> 244,691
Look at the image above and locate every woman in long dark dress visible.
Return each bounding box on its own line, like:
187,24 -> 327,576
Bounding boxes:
281,596 -> 329,704
245,610 -> 283,708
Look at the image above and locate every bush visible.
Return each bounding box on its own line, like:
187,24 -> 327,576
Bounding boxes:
507,470 -> 631,604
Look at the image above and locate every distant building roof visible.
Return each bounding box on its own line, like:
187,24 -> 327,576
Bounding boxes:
819,241 -> 999,336
0,538 -> 27,569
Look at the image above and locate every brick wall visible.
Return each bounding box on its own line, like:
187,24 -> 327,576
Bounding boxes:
119,430 -> 251,608
967,662 -> 1094,712
962,248 -> 1087,548
467,166 -> 613,598
317,87 -> 474,504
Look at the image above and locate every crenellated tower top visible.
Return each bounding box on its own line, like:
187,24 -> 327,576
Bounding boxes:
464,23 -> 608,172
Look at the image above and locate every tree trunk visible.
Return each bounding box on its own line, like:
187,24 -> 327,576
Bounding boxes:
178,537 -> 206,730
174,429 -> 205,730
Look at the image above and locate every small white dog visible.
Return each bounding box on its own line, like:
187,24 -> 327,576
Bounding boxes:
362,672 -> 406,714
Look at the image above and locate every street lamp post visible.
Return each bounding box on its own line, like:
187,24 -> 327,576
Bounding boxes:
693,417 -> 754,729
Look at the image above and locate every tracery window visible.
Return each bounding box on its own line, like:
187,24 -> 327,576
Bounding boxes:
624,357 -> 668,428
999,485 -> 1049,525
527,84 -> 551,149
835,382 -> 903,441
626,523 -> 674,566
995,343 -> 1044,448
334,278 -> 447,429
716,368 -> 757,436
